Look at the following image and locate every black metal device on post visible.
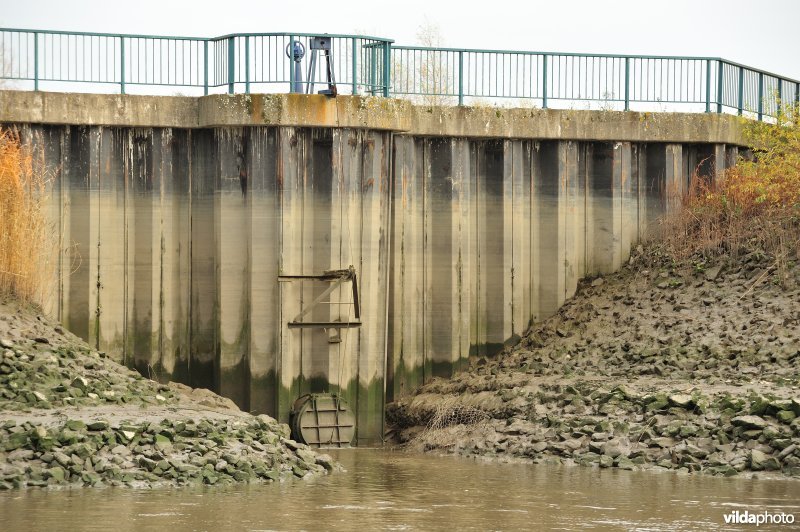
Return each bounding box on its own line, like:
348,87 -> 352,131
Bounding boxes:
306,36 -> 337,96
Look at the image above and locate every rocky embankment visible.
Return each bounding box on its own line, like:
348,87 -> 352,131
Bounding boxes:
0,299 -> 335,489
388,246 -> 800,478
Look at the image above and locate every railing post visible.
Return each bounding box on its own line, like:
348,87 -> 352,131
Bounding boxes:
227,36 -> 235,94
351,37 -> 358,95
777,78 -> 782,117
757,71 -> 764,121
370,46 -> 376,95
382,41 -> 391,97
203,40 -> 209,95
33,32 -> 39,91
705,59 -> 711,113
542,54 -> 548,109
120,36 -> 126,94
458,50 -> 464,106
737,66 -> 744,116
245,36 -> 250,94
716,60 -> 723,113
624,57 -> 630,111
288,35 -> 295,94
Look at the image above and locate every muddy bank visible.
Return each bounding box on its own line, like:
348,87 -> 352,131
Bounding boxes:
0,299 -> 336,489
388,246 -> 800,478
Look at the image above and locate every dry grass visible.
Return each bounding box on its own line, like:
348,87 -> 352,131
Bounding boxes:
0,128 -> 54,304
662,105 -> 800,283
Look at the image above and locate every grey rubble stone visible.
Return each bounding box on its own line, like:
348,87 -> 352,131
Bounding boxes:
70,376 -> 88,391
750,449 -> 780,471
599,455 -> 614,468
668,394 -> 694,408
704,265 -> 723,281
731,415 -> 768,430
87,421 -> 109,431
779,444 -> 797,459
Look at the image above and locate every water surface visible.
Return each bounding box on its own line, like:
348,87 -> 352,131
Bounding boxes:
1,449 -> 797,530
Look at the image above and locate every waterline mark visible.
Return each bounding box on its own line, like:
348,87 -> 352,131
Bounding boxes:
723,510 -> 795,526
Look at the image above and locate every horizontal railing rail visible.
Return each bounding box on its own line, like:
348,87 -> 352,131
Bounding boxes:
1,28 -> 798,120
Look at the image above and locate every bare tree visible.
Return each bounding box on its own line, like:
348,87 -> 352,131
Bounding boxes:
414,21 -> 453,106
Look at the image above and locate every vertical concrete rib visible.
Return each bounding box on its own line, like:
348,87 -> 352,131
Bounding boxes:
296,130 -> 333,396
388,135 -> 424,399
536,141 -> 562,317
357,130 -> 391,443
160,129 -> 191,384
713,143 -> 727,184
529,142 -> 541,322
189,129 -> 218,392
665,144 -> 684,215
335,128 -> 362,407
95,129 -> 126,362
477,141 -> 506,354
63,126 -> 92,344
510,140 -> 532,336
126,128 -> 158,378
644,144 -> 667,238
427,138 -> 456,377
278,127 -> 303,423
33,125 -> 61,319
562,140 -> 580,299
454,138 -> 473,371
588,142 -> 617,275
248,128 -> 280,416
217,128 -> 251,410
617,142 -> 635,264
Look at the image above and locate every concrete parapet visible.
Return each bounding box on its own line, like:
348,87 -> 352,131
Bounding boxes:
2,90 -> 746,145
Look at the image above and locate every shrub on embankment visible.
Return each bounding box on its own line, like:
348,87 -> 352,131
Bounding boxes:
664,104 -> 800,282
0,128 -> 52,305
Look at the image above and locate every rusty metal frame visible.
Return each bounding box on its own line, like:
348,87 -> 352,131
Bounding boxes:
278,265 -> 361,329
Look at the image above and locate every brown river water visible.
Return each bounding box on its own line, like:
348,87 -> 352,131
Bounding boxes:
1,449 -> 798,531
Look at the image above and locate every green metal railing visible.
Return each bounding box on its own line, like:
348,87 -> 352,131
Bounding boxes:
0,29 -> 392,96
390,46 -> 800,119
2,27 -> 798,120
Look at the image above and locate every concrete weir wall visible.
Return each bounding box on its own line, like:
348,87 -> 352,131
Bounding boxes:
1,91 -> 744,444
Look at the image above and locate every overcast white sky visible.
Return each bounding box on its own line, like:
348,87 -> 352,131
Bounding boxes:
2,0 -> 799,80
